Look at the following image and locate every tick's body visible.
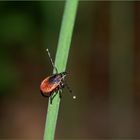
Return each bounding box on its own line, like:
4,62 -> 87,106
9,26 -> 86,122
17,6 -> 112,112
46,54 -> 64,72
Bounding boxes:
40,72 -> 66,97
40,49 -> 74,104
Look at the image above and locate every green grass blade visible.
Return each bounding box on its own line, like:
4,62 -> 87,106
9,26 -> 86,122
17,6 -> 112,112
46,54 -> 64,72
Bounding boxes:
43,0 -> 79,140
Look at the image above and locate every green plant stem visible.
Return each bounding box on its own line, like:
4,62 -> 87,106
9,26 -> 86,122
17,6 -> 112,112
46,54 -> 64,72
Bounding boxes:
43,0 -> 79,140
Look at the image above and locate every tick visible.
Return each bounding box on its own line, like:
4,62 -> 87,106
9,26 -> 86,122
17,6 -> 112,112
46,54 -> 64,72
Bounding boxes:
40,49 -> 76,104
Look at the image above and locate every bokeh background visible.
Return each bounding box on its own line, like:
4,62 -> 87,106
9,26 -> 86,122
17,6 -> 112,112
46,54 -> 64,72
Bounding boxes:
0,1 -> 140,139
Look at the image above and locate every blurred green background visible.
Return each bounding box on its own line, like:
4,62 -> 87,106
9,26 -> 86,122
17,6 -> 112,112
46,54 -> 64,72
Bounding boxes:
0,1 -> 140,139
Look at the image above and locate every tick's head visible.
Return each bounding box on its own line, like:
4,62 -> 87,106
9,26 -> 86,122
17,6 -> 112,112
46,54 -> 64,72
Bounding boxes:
61,71 -> 67,76
60,72 -> 67,81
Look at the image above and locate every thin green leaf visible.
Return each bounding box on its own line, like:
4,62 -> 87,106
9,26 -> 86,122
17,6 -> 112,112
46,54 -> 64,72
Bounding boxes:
43,0 -> 79,140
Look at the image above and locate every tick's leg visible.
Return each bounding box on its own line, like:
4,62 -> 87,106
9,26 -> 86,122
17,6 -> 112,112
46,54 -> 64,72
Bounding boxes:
60,82 -> 65,89
50,95 -> 53,104
59,89 -> 62,98
50,90 -> 59,104
50,91 -> 55,104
